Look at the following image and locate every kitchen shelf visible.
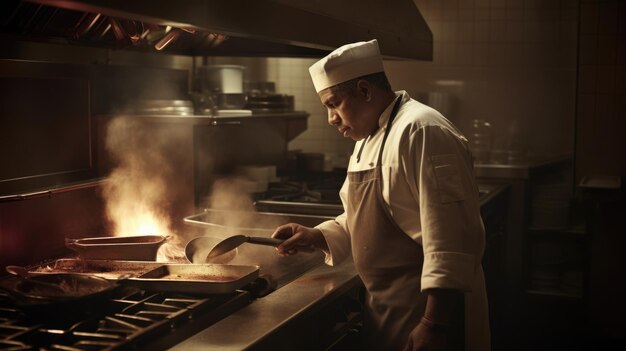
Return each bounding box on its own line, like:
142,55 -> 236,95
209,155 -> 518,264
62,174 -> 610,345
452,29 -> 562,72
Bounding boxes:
525,288 -> 583,300
519,162 -> 591,351
527,225 -> 586,237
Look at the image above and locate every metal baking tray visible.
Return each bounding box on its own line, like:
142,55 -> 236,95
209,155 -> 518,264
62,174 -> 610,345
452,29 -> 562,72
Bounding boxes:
29,259 -> 165,280
124,264 -> 260,294
65,235 -> 166,261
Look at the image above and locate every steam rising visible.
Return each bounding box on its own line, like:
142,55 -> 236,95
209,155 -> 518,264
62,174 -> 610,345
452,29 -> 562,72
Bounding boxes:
100,116 -> 281,263
102,117 -> 174,238
100,116 -> 313,270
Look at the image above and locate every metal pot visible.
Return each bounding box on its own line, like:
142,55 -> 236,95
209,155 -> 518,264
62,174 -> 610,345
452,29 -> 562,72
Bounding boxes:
66,235 -> 167,261
197,65 -> 245,94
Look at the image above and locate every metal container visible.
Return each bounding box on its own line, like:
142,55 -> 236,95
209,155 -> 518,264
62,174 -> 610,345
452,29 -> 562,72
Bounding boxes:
197,65 -> 245,94
30,259 -> 165,280
124,263 -> 259,294
184,209 -> 333,236
212,92 -> 247,109
245,94 -> 294,112
66,235 -> 167,261
133,99 -> 194,116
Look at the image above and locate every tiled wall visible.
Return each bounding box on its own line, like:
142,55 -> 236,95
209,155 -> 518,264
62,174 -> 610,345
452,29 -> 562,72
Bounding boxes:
266,58 -> 354,167
576,0 -> 626,180
267,0 -> 579,164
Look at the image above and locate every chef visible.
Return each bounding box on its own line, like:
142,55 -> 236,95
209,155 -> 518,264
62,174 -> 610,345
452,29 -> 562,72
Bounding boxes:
272,39 -> 490,351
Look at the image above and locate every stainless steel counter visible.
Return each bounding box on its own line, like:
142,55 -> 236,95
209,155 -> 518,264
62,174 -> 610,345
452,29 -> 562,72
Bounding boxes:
169,259 -> 361,351
474,155 -> 572,180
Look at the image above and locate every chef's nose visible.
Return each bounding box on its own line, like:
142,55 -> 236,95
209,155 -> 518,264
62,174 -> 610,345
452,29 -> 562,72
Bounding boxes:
328,110 -> 340,126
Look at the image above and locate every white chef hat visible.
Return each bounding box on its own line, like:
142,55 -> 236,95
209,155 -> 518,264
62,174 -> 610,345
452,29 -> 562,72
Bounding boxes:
309,39 -> 384,93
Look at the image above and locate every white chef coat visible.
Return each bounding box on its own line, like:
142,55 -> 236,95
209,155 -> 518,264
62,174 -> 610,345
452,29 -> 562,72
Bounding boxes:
316,90 -> 490,350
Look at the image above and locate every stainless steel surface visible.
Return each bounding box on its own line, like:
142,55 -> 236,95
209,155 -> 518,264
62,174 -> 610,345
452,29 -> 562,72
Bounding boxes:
125,263 -> 260,294
184,209 -> 334,234
0,178 -> 106,203
212,93 -> 247,109
207,235 -> 283,263
133,99 -> 194,115
169,259 -> 362,351
245,94 -> 294,113
254,199 -> 344,217
11,0 -> 432,59
256,183 -> 496,216
197,65 -> 244,94
474,155 -> 573,180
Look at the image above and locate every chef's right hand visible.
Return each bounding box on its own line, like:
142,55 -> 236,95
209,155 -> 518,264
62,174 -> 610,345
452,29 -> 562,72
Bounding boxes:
271,223 -> 327,256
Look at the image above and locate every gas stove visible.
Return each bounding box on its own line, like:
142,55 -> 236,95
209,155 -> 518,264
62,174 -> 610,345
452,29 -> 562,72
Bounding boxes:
253,173 -> 345,217
0,277 -> 271,351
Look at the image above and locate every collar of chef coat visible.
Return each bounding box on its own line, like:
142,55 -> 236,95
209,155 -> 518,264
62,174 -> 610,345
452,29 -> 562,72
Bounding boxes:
375,90 -> 408,132
352,90 -> 410,168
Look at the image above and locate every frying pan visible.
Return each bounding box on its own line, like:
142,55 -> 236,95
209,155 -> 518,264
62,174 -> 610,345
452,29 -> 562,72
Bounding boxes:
12,273 -> 116,301
0,272 -> 120,322
6,265 -> 66,293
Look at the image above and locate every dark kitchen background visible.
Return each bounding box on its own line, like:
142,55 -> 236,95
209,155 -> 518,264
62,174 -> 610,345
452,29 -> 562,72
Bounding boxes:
0,0 -> 625,350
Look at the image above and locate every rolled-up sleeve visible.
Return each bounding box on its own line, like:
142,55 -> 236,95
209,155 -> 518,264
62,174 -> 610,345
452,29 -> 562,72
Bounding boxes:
316,212 -> 351,266
315,176 -> 352,266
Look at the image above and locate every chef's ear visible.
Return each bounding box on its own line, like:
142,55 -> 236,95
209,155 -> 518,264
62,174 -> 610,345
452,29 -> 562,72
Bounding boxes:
356,79 -> 371,101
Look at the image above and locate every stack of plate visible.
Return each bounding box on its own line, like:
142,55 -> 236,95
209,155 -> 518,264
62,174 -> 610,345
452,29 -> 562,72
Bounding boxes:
245,94 -> 294,113
134,99 -> 194,116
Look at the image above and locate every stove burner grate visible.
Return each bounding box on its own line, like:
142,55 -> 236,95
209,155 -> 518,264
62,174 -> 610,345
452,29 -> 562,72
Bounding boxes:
0,286 -> 252,350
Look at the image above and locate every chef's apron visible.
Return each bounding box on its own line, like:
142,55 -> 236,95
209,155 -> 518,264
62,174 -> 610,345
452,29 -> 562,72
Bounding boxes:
346,97 -> 464,350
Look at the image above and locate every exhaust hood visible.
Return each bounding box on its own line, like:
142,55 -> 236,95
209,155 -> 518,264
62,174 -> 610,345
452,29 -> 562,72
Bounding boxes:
1,0 -> 432,60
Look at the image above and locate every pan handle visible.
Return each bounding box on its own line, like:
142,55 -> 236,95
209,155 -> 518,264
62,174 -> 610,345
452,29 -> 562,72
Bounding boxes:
247,236 -> 283,247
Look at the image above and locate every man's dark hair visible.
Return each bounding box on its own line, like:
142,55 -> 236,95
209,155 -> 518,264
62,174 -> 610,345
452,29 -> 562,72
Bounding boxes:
329,72 -> 392,95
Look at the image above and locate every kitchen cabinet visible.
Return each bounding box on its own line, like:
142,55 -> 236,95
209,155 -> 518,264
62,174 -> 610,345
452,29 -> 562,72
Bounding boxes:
522,226 -> 588,347
475,156 -> 578,350
521,162 -> 589,349
0,60 -> 94,196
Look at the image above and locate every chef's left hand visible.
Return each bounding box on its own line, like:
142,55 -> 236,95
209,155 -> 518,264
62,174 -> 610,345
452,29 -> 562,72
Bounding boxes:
402,321 -> 447,351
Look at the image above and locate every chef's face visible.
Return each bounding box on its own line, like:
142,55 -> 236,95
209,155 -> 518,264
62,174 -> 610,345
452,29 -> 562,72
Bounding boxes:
318,80 -> 378,141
